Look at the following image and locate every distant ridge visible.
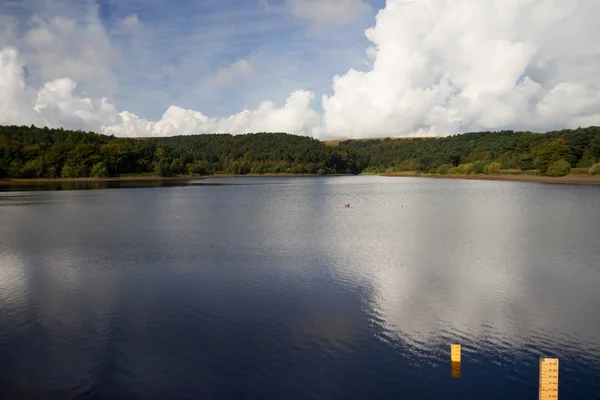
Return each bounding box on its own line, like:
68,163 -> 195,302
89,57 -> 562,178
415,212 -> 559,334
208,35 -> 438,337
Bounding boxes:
322,137 -> 439,146
1,125 -> 599,179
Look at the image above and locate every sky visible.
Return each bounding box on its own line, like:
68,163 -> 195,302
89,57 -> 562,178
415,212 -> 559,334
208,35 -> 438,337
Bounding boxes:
0,0 -> 599,139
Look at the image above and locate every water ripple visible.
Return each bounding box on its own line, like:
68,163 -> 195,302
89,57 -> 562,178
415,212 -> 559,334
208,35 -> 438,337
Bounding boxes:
1,177 -> 600,399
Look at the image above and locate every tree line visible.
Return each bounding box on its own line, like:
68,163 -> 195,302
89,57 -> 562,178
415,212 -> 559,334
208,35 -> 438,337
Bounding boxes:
1,124 -> 600,179
346,127 -> 600,176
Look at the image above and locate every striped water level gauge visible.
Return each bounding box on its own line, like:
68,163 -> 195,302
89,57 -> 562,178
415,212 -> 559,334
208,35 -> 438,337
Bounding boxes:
451,344 -> 461,362
450,344 -> 461,378
539,357 -> 559,400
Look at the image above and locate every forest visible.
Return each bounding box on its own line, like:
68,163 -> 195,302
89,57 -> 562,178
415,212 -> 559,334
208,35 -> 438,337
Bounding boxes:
1,124 -> 600,179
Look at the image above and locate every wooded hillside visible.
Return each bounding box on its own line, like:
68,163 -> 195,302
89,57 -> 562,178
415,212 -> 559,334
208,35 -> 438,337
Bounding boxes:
1,125 -> 599,179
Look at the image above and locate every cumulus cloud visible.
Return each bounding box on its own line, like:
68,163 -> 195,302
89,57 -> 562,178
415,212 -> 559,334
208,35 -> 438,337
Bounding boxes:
2,0 -> 600,139
19,15 -> 117,86
0,47 -> 119,131
101,90 -> 320,137
34,78 -> 120,132
0,47 -> 319,136
0,48 -> 37,126
286,0 -> 372,25
316,0 -> 600,138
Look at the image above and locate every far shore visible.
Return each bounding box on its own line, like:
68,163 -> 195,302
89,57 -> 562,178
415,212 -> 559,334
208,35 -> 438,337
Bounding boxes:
0,175 -> 198,185
4,172 -> 600,186
379,172 -> 600,185
0,173 -> 350,185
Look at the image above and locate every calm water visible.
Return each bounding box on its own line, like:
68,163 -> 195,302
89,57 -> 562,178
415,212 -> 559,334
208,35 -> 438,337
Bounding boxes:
1,176 -> 600,399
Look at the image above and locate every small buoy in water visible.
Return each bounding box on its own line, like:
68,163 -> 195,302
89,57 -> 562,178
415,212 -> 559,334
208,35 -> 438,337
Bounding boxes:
345,203 -> 350,208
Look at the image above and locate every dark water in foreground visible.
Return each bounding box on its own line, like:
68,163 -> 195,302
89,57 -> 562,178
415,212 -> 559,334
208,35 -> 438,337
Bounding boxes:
1,176 -> 599,399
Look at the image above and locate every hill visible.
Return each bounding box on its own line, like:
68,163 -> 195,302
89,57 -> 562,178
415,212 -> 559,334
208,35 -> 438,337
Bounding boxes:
1,125 -> 599,179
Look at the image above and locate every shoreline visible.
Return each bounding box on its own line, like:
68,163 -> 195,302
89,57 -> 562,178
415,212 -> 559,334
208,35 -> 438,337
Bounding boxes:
0,176 -> 200,185
3,173 -> 600,186
0,173 -> 349,185
379,173 -> 600,185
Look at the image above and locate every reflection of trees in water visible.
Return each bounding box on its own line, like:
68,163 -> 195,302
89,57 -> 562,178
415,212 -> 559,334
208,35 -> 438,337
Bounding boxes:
1,180 -> 233,192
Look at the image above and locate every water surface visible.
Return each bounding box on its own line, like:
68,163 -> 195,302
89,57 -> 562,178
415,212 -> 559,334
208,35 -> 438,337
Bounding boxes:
1,176 -> 599,399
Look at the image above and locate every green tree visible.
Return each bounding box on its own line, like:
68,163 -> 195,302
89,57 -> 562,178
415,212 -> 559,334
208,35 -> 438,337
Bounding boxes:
588,163 -> 600,175
473,160 -> 487,174
576,148 -> 596,168
91,162 -> 109,178
153,162 -> 171,177
484,162 -> 502,174
61,164 -> 76,178
2,124 -> 600,179
519,153 -> 534,170
456,163 -> 475,175
169,157 -> 185,174
8,160 -> 24,178
533,138 -> 568,174
435,163 -> 453,174
22,158 -> 44,178
399,158 -> 421,171
546,159 -> 571,177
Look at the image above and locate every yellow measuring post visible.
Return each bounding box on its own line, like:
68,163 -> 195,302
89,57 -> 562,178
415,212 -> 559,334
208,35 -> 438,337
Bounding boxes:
539,357 -> 559,400
451,344 -> 461,363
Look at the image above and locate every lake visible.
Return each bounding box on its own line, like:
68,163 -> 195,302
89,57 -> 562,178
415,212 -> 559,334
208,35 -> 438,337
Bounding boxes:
1,176 -> 599,399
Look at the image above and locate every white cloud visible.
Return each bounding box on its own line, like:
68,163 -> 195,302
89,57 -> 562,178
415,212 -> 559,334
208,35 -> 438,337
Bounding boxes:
203,57 -> 256,86
287,0 -> 372,25
0,47 -> 37,126
120,14 -> 141,30
102,90 -> 320,137
3,0 -> 600,139
0,47 -> 319,136
34,77 -> 120,131
316,0 -> 600,138
19,15 -> 117,86
0,47 -> 118,131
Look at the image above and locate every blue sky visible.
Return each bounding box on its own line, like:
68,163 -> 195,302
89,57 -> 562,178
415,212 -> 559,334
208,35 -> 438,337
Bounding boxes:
1,0 -> 385,120
111,0 -> 385,119
1,0 -> 598,138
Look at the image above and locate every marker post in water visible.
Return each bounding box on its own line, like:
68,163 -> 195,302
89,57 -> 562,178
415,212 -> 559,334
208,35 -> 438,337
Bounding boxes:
451,344 -> 461,378
539,357 -> 559,400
